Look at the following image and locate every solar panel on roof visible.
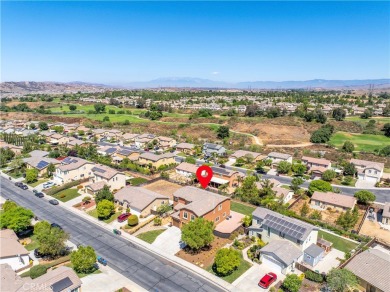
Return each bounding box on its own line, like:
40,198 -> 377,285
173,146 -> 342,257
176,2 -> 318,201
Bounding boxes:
36,161 -> 49,169
51,277 -> 73,292
63,157 -> 72,164
92,167 -> 106,173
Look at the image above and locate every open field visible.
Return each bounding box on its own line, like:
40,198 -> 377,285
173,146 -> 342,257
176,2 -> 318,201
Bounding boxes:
330,131 -> 390,152
345,116 -> 390,125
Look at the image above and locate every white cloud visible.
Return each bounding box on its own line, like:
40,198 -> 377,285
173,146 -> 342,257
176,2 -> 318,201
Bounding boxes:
211,71 -> 219,75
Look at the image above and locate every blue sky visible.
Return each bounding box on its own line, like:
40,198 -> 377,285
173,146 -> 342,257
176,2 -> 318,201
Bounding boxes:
2,1 -> 389,83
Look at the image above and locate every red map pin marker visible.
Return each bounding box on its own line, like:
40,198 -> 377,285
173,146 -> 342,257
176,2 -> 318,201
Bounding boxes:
196,165 -> 213,189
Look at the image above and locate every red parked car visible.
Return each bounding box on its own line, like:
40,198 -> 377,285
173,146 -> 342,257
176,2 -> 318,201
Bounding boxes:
117,213 -> 131,223
258,272 -> 277,289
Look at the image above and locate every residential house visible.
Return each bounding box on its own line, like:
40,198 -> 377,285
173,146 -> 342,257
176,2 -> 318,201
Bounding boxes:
134,134 -> 156,148
114,187 -> 169,217
85,164 -> 126,194
210,167 -> 241,188
175,162 -> 198,178
67,138 -> 89,148
0,230 -> 30,271
346,249 -> 390,292
255,179 -> 293,204
267,152 -> 293,167
97,145 -> 120,156
230,150 -> 266,162
53,157 -> 94,184
249,207 -> 318,251
49,133 -> 69,145
301,156 -> 331,177
202,143 -> 227,157
23,156 -> 61,178
350,159 -> 384,182
0,141 -> 22,155
171,186 -> 231,228
28,150 -> 49,158
138,152 -> 176,169
113,148 -> 141,162
176,143 -> 195,155
1,263 -> 82,292
310,191 -> 356,212
120,133 -> 140,144
381,202 -> 390,225
157,136 -> 177,151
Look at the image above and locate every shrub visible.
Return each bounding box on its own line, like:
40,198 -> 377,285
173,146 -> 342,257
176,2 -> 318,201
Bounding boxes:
82,196 -> 91,203
59,194 -> 66,198
154,217 -> 162,226
77,185 -> 83,189
30,265 -> 48,279
305,270 -> 324,283
127,214 -> 139,226
213,248 -> 240,276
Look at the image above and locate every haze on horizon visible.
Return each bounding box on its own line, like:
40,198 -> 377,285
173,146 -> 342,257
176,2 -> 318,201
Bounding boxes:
2,1 -> 390,84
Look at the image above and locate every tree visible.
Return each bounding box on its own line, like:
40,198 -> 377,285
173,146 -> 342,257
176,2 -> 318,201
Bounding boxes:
127,214 -> 139,226
308,180 -> 332,195
242,215 -> 252,227
354,190 -> 376,204
336,208 -> 359,230
343,162 -> 356,176
360,109 -> 372,119
181,218 -> 214,250
38,122 -> 49,130
213,248 -> 240,276
383,123 -> 390,137
185,156 -> 196,164
380,145 -> 390,157
47,163 -> 56,177
69,104 -> 77,111
291,177 -> 304,192
277,161 -> 292,174
217,126 -> 230,139
326,269 -> 358,292
29,123 -> 36,130
342,141 -> 355,153
71,245 -> 97,273
234,176 -> 259,204
282,274 -> 302,292
103,116 -> 110,122
94,103 -> 106,114
95,185 -> 114,203
0,205 -> 34,232
96,199 -> 114,219
309,210 -> 322,220
332,108 -> 346,121
25,168 -> 38,183
156,204 -> 172,215
321,170 -> 336,182
292,163 -> 306,176
300,202 -> 310,217
310,124 -> 334,143
34,221 -> 69,257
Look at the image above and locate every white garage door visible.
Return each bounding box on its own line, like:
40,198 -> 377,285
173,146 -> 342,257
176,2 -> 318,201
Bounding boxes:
365,176 -> 377,182
262,255 -> 284,273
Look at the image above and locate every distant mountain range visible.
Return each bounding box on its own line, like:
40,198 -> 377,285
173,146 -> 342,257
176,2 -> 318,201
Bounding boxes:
1,78 -> 390,93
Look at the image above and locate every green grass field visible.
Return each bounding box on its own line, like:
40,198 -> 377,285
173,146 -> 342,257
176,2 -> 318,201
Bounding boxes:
28,178 -> 50,187
345,116 -> 390,124
318,230 -> 358,253
137,229 -> 166,244
128,177 -> 148,186
88,209 -> 121,223
231,201 -> 256,216
53,188 -> 81,202
207,254 -> 252,283
330,131 -> 390,152
25,235 -> 40,251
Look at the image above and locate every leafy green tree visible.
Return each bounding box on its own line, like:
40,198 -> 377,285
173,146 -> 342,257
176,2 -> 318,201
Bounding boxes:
94,104 -> 106,114
277,161 -> 292,174
310,124 -> 334,143
360,109 -> 372,119
321,169 -> 336,182
127,214 -> 139,226
291,177 -> 304,192
38,122 -> 49,130
308,180 -> 332,195
69,104 -> 77,111
234,176 -> 259,204
156,204 -> 172,215
332,108 -> 346,121
326,269 -> 358,292
71,246 -> 97,273
96,199 -> 115,219
380,145 -> 390,156
95,185 -> 114,203
342,141 -> 355,153
336,208 -> 359,230
217,126 -> 230,139
354,190 -> 376,204
292,163 -> 306,176
0,204 -> 33,232
242,215 -> 252,227
343,162 -> 357,176
300,202 -> 310,217
34,221 -> 69,257
47,163 -> 56,177
383,123 -> 390,137
29,123 -> 36,130
282,274 -> 302,292
181,218 -> 214,251
25,168 -> 38,183
185,156 -> 196,164
213,248 -> 240,276
309,210 -> 322,220
52,125 -> 64,133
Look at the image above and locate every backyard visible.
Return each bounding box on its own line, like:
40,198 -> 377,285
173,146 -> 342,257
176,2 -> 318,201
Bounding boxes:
330,131 -> 390,152
318,230 -> 358,253
231,201 -> 256,216
128,177 -> 148,186
136,229 -> 166,244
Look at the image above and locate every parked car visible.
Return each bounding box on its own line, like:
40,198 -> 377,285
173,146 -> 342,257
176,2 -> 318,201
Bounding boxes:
33,189 -> 38,194
258,272 -> 277,289
20,184 -> 28,190
16,226 -> 34,237
43,182 -> 55,189
97,256 -> 107,266
51,223 -> 62,230
35,192 -> 44,198
14,182 -> 23,187
219,164 -> 226,168
113,229 -> 121,235
49,199 -> 59,205
34,249 -> 47,259
117,213 -> 131,223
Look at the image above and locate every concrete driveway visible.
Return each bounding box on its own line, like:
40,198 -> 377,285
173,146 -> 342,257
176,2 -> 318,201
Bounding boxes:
152,226 -> 182,255
233,263 -> 285,291
355,179 -> 376,188
312,248 -> 344,274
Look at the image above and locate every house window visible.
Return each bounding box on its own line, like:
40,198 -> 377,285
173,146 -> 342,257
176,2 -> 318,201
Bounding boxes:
315,201 -> 320,206
218,204 -> 222,211
183,212 -> 188,219
190,215 -> 195,221
215,216 -> 220,222
174,197 -> 178,202
223,212 -> 226,217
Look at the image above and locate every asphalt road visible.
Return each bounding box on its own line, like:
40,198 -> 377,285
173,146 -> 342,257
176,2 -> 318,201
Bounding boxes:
0,178 -> 225,292
175,157 -> 390,203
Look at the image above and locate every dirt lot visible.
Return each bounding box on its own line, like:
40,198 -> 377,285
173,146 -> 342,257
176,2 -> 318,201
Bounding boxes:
143,180 -> 183,199
175,236 -> 232,268
359,219 -> 390,246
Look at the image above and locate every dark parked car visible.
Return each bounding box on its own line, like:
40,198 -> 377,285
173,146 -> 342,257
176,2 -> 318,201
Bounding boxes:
117,213 -> 131,223
16,226 -> 34,237
34,249 -> 47,258
258,272 -> 277,289
219,164 -> 226,168
35,192 -> 44,198
14,182 -> 23,187
33,189 -> 38,194
49,199 -> 59,205
51,223 -> 62,230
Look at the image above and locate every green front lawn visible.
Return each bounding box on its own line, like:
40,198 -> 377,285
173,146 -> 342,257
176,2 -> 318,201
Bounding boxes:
128,177 -> 148,186
318,230 -> 358,253
231,201 -> 256,216
29,178 -> 50,187
87,209 -> 122,223
52,188 -> 81,202
207,254 -> 252,283
25,235 -> 40,251
137,229 -> 166,244
329,131 -> 390,152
